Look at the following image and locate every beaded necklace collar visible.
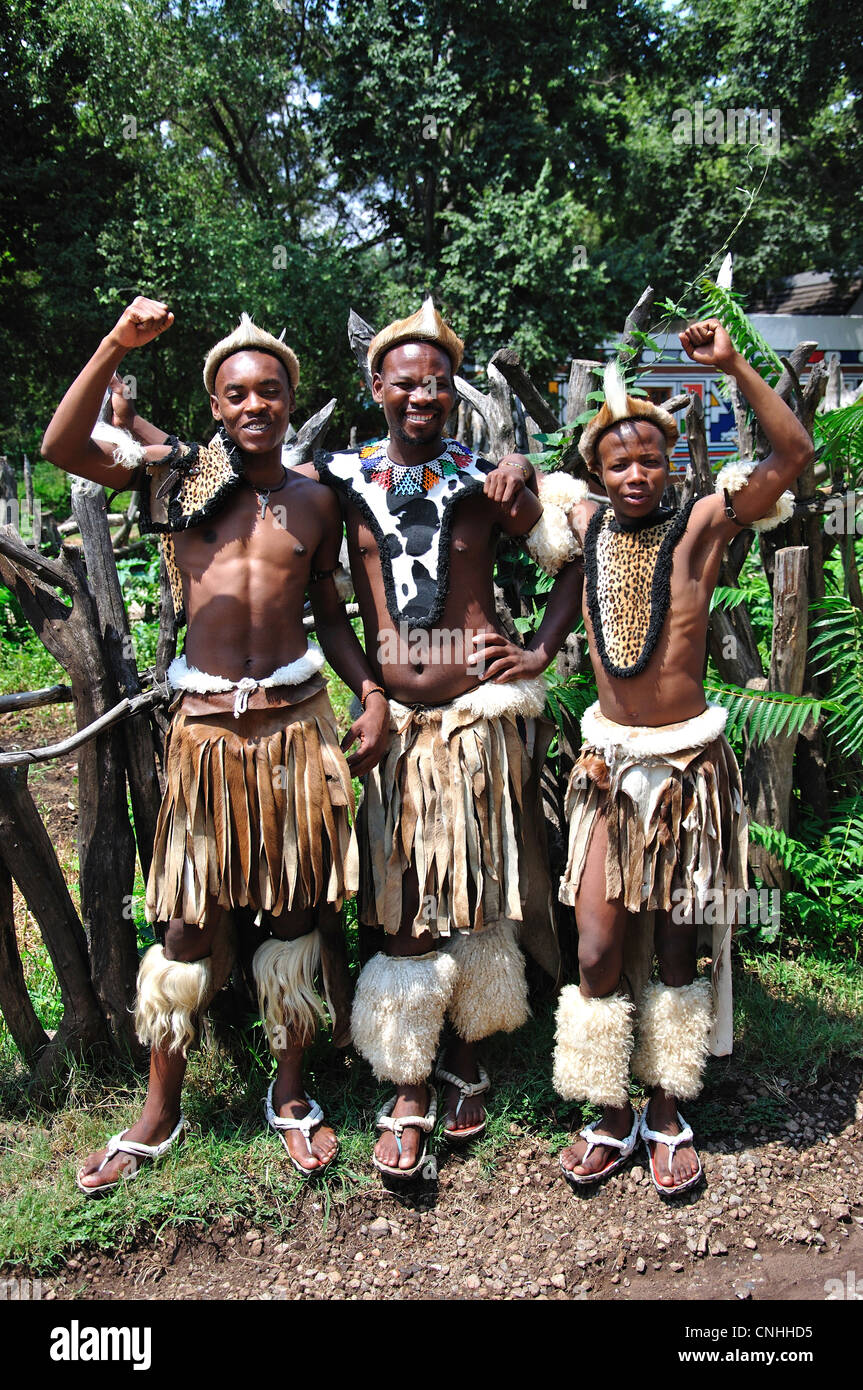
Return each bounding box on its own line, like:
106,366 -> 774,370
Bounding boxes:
359,437 -> 473,495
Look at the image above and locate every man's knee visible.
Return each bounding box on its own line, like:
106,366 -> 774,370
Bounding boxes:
266,906 -> 314,942
163,916 -> 217,963
577,935 -> 622,996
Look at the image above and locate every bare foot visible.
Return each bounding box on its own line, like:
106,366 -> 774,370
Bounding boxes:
374,1084 -> 430,1171
76,1111 -> 182,1192
271,1084 -> 338,1172
438,1041 -> 487,1138
643,1091 -> 701,1189
560,1103 -> 634,1178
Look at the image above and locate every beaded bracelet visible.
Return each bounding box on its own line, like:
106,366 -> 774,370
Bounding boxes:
361,685 -> 387,709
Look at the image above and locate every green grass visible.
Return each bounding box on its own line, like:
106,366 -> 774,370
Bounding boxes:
732,949 -> 863,1085
0,627 -> 66,696
2,946 -> 862,1272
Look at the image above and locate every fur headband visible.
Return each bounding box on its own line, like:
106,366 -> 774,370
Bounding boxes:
579,361 -> 678,468
203,313 -> 299,394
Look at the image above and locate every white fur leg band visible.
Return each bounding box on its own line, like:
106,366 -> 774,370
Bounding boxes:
135,944 -> 217,1056
253,933 -> 326,1051
523,474 -> 587,576
631,978 -> 713,1101
445,921 -> 530,1042
552,986 -> 634,1109
351,950 -> 458,1085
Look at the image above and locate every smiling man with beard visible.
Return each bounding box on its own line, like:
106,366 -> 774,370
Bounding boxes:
310,300 -> 582,1178
41,297 -> 389,1189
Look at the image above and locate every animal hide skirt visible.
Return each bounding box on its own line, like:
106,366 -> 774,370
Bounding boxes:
146,689 -> 358,926
559,703 -> 748,1056
358,677 -> 556,953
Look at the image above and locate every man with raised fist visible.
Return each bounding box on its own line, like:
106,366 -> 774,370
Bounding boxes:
42,296 -> 389,1189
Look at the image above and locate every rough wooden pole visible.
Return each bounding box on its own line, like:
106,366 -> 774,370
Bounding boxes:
0,762 -> 108,1085
0,857 -> 49,1067
744,547 -> 809,888
0,530 -> 140,1054
72,478 -> 160,880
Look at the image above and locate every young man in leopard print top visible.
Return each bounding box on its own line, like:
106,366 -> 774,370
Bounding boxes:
502,319 -> 813,1195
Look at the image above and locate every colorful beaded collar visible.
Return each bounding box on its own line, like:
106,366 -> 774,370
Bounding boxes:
359,437 -> 473,495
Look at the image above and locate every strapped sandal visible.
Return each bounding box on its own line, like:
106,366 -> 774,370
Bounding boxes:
373,1090 -> 438,1181
639,1108 -> 703,1196
559,1108 -> 639,1188
76,1115 -> 186,1197
434,1057 -> 490,1144
264,1081 -> 337,1176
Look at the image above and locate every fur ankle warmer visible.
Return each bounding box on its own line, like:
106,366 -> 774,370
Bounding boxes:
253,933 -> 326,1051
445,920 -> 529,1042
631,978 -> 713,1101
552,986 -> 634,1109
351,950 -> 458,1085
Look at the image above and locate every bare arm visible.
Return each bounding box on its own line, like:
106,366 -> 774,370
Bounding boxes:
482,452 -> 538,513
680,319 -> 814,531
471,558 -> 584,683
493,483 -> 542,537
108,376 -> 170,446
41,297 -> 174,489
307,491 -> 389,774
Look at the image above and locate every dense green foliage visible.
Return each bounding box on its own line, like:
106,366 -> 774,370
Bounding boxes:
2,0 -> 860,454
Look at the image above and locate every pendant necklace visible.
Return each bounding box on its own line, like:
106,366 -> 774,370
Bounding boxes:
247,467 -> 289,518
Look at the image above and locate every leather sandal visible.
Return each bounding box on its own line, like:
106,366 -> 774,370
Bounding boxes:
76,1115 -> 186,1197
264,1081 -> 337,1176
435,1057 -> 490,1144
639,1108 -> 703,1196
560,1108 -> 639,1187
373,1090 -> 438,1180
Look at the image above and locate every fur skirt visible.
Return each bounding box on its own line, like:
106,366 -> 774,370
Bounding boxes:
559,703 -> 748,1056
358,678 -> 550,940
146,689 -> 358,925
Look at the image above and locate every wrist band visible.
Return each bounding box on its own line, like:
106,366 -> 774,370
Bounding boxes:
361,685 -> 387,709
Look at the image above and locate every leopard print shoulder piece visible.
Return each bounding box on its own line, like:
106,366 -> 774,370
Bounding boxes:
137,427 -> 244,536
584,499 -> 696,679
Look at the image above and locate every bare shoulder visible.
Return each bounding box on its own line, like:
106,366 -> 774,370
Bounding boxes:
570,497 -> 599,546
685,492 -> 735,544
288,470 -> 341,524
290,460 -> 320,482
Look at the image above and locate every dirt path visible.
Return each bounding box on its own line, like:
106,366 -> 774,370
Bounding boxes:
23,1060 -> 863,1303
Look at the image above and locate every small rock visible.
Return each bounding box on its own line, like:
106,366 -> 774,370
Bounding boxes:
709,1239 -> 728,1256
830,1203 -> 851,1221
464,1274 -> 481,1290
245,1229 -> 261,1243
636,1257 -> 646,1274
743,1238 -> 758,1250
550,1272 -> 566,1290
250,1240 -> 263,1257
368,1218 -> 390,1237
670,1262 -> 684,1272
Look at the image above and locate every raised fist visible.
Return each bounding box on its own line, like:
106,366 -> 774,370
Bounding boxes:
108,296 -> 174,351
679,319 -> 737,371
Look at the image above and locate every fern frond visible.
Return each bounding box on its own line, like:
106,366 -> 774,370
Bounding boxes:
809,595 -> 863,754
748,822 -> 833,885
814,400 -> 863,484
705,683 -> 828,745
696,282 -> 784,386
710,586 -> 746,613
